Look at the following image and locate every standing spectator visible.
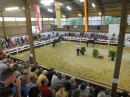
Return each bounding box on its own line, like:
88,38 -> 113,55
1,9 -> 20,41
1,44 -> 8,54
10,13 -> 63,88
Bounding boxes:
36,70 -> 48,85
76,44 -> 80,56
97,91 -> 106,97
0,87 -> 14,97
26,75 -> 37,92
65,82 -> 72,97
0,67 -> 21,97
72,89 -> 81,97
46,68 -> 55,86
105,89 -> 111,97
61,73 -> 67,86
20,74 -> 30,97
51,74 -> 63,90
29,86 -> 41,97
39,78 -> 52,97
70,77 -> 76,91
80,83 -> 89,97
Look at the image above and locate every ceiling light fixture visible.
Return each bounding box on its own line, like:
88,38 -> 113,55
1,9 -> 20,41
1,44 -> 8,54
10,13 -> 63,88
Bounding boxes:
78,14 -> 81,17
41,0 -> 54,5
60,3 -> 63,6
5,7 -> 19,11
79,0 -> 84,2
62,15 -> 65,18
48,9 -> 53,12
99,12 -> 101,15
67,6 -> 71,10
92,3 -> 95,8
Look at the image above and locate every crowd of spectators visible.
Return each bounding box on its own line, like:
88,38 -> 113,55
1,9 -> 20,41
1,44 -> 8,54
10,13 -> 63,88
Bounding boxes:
64,32 -> 108,40
1,32 -> 59,49
0,55 -> 129,97
1,36 -> 29,49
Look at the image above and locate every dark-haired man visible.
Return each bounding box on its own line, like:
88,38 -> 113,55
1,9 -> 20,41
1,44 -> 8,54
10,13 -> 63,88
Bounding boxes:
0,67 -> 21,97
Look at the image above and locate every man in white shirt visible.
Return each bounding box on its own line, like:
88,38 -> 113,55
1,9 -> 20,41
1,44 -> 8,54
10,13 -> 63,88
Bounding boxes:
76,44 -> 80,56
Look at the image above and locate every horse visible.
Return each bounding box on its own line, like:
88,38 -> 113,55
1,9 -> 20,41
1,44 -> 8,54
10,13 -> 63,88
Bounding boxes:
86,37 -> 97,47
53,36 -> 61,47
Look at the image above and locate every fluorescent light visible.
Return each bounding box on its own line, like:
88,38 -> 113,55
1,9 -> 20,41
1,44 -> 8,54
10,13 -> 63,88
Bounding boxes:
44,3 -> 51,5
79,0 -> 84,2
60,3 -> 63,6
5,7 -> 19,11
92,3 -> 95,8
62,15 -> 65,18
48,9 -> 53,12
78,14 -> 81,17
67,6 -> 71,10
41,0 -> 54,5
99,12 -> 101,15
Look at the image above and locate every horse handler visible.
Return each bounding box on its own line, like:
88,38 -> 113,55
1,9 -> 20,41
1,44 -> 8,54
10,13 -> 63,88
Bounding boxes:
76,44 -> 80,56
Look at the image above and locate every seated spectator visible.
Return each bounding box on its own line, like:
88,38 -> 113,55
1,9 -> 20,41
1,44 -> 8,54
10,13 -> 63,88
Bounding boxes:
39,78 -> 52,97
36,70 -> 47,85
51,74 -> 63,90
97,91 -> 106,97
20,74 -> 30,97
65,82 -> 72,97
0,87 -> 14,97
105,89 -> 111,97
72,89 -> 81,97
0,59 -> 8,72
29,86 -> 41,97
26,75 -> 37,92
70,77 -> 76,91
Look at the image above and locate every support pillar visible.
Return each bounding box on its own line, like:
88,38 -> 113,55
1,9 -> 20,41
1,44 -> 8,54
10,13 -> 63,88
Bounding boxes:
100,15 -> 103,33
41,13 -> 44,32
111,0 -> 129,97
23,0 -> 36,65
1,12 -> 6,37
0,40 -> 3,53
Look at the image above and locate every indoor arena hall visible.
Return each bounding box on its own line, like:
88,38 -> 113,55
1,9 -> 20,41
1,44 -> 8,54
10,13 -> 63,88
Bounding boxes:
0,0 -> 129,97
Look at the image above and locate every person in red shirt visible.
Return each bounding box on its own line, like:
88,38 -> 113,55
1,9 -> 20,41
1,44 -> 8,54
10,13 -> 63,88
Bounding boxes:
39,78 -> 52,97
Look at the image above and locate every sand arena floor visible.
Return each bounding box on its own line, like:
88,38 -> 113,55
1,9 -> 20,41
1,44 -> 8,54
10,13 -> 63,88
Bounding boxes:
14,41 -> 130,91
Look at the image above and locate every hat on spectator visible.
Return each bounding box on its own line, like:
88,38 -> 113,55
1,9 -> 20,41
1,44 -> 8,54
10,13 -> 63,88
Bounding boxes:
80,82 -> 88,90
0,67 -> 16,81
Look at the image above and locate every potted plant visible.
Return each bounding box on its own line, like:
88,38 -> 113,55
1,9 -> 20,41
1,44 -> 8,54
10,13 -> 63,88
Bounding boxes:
108,50 -> 117,61
61,36 -> 65,41
92,48 -> 99,58
80,47 -> 86,55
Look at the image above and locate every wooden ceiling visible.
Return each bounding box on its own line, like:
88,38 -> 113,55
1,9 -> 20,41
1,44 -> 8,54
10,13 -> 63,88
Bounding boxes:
0,0 -> 129,17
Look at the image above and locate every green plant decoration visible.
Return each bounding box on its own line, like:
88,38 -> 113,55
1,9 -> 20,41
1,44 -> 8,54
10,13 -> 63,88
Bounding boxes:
92,48 -> 99,58
108,50 -> 117,61
80,47 -> 86,55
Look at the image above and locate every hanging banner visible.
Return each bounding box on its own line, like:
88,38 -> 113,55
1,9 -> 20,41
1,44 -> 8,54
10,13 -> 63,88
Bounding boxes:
84,0 -> 88,32
34,5 -> 42,32
55,2 -> 61,26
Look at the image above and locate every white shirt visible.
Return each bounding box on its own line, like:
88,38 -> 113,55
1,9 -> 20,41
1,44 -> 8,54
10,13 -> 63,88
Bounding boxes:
76,45 -> 80,49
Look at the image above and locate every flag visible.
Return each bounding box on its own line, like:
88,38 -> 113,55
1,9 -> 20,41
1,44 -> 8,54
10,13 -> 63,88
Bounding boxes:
34,5 -> 42,32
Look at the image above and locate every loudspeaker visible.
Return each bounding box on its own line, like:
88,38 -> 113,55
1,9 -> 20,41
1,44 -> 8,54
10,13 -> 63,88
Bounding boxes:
68,26 -> 70,29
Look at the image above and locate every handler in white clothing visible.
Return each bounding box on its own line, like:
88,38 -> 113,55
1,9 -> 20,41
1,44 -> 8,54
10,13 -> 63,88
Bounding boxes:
76,44 -> 80,55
